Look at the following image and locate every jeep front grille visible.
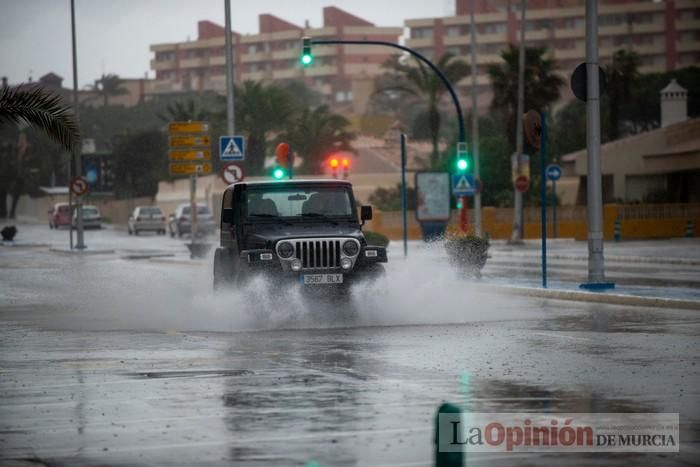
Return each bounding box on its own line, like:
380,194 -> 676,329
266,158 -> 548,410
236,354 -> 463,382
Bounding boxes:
295,239 -> 341,269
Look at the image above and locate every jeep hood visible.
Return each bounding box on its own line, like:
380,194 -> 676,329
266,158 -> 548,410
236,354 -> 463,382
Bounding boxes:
243,222 -> 363,249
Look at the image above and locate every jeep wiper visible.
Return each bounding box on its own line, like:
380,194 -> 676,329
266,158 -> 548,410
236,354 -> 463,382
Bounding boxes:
249,213 -> 277,218
301,212 -> 339,225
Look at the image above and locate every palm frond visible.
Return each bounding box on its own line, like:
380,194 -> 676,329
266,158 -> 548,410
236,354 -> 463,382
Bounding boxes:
0,85 -> 80,153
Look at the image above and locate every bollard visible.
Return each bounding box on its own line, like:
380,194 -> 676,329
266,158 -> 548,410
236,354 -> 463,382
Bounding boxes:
613,218 -> 621,242
686,220 -> 695,238
434,402 -> 465,467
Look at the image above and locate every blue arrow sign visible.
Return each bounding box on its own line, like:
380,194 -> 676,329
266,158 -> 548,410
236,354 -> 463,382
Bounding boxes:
545,164 -> 562,181
452,174 -> 475,196
220,136 -> 245,161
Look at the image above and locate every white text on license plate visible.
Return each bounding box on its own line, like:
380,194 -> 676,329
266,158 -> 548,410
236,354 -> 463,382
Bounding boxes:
303,274 -> 343,285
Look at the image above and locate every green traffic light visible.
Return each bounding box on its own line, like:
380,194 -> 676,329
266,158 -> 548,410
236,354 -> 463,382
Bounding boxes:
273,168 -> 286,179
457,158 -> 468,171
301,54 -> 313,65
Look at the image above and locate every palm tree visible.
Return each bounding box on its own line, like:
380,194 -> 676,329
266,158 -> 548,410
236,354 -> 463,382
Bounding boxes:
0,85 -> 79,153
605,49 -> 640,141
488,45 -> 564,147
232,81 -> 294,175
280,105 -> 355,174
380,53 -> 470,168
93,74 -> 128,107
158,99 -> 209,123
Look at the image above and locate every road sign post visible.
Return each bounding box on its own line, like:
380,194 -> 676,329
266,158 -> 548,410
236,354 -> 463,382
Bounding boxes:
168,121 -> 211,244
400,133 -> 408,257
540,112 -> 548,289
545,164 -> 562,239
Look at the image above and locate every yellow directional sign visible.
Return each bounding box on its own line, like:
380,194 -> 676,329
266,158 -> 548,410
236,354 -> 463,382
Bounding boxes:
168,149 -> 211,161
169,162 -> 212,176
169,135 -> 211,148
168,121 -> 209,134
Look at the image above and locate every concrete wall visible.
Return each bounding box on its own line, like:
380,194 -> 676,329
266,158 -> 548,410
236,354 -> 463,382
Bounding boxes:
13,195 -> 155,224
366,203 -> 700,240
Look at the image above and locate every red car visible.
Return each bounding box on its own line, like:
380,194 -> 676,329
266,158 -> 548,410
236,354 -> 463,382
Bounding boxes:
48,202 -> 72,229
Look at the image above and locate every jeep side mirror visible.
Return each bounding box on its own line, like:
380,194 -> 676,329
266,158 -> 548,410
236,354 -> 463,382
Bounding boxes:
222,208 -> 235,224
360,205 -> 373,223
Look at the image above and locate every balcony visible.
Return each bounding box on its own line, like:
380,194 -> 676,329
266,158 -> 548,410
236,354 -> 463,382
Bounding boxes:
272,48 -> 298,60
303,65 -> 338,77
179,57 -> 209,69
240,51 -> 272,63
150,59 -> 176,71
272,68 -> 302,80
676,18 -> 700,32
678,40 -> 700,53
554,27 -> 585,39
405,36 -> 434,48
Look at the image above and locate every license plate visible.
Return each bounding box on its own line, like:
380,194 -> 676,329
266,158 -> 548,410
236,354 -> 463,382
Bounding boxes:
302,274 -> 343,285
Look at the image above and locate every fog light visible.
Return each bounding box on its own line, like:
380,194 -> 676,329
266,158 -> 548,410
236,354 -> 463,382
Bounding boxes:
340,257 -> 352,270
291,259 -> 302,271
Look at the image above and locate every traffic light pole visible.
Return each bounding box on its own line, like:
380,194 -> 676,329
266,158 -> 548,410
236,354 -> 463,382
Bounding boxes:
70,0 -> 85,250
310,39 -> 465,144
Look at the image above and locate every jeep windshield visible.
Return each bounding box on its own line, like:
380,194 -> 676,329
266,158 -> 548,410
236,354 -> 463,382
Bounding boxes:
245,186 -> 354,221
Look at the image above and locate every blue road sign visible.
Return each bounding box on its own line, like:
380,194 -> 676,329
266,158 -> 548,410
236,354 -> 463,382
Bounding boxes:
452,173 -> 475,196
220,136 -> 245,161
545,164 -> 562,181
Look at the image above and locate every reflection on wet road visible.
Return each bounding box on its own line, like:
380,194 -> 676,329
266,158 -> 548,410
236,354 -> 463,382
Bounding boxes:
1,242 -> 699,465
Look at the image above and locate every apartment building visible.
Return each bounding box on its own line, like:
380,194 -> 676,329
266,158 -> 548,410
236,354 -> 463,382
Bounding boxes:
405,0 -> 700,109
149,6 -> 401,110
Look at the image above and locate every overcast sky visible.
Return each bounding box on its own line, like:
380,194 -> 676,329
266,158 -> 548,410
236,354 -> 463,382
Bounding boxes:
1,0 -> 453,88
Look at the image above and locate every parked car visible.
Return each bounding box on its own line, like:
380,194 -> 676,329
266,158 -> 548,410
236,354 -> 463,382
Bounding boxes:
168,203 -> 216,238
72,205 -> 102,229
48,202 -> 71,229
128,206 -> 166,235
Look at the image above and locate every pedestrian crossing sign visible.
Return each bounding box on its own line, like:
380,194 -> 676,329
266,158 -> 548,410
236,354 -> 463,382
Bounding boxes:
220,136 -> 245,161
452,174 -> 475,196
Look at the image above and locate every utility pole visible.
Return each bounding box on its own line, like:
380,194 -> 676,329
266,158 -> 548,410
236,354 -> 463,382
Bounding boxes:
581,0 -> 613,289
470,0 -> 481,236
510,0 -> 526,243
224,0 -> 235,137
70,0 -> 85,250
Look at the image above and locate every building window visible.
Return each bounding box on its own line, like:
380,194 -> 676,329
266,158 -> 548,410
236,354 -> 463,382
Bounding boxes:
156,51 -> 174,62
481,23 -> 505,34
446,26 -> 462,37
446,46 -> 463,56
600,14 -> 626,27
335,91 -> 353,102
412,27 -> 434,39
248,44 -> 257,54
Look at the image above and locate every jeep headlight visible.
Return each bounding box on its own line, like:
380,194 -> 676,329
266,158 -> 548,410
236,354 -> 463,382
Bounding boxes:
340,257 -> 352,270
342,240 -> 359,256
277,241 -> 294,259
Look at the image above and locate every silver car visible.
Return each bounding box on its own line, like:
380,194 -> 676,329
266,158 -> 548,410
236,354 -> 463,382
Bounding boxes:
128,206 -> 166,235
72,205 -> 102,229
168,203 -> 216,238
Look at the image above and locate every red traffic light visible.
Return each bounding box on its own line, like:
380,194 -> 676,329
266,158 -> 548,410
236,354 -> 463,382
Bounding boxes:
341,158 -> 350,168
275,142 -> 290,166
329,158 -> 339,169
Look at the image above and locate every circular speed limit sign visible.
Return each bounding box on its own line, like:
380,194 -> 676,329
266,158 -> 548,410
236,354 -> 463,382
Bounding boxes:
70,176 -> 89,196
221,163 -> 244,184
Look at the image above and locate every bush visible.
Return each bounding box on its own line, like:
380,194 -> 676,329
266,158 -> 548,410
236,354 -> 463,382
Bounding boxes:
364,230 -> 390,247
444,232 -> 490,277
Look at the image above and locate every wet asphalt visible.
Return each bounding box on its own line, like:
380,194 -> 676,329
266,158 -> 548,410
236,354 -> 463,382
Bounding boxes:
1,225 -> 699,466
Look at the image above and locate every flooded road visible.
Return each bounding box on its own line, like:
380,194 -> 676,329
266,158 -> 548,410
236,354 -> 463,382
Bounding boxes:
1,228 -> 699,465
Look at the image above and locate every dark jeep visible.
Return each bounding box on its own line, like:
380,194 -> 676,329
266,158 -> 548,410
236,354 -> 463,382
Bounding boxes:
213,179 -> 387,291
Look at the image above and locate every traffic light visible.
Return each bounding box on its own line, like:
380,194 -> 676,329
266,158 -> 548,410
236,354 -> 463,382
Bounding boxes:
273,167 -> 286,179
301,36 -> 313,66
341,158 -> 350,179
329,157 -> 339,178
456,142 -> 471,173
